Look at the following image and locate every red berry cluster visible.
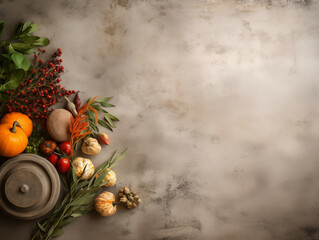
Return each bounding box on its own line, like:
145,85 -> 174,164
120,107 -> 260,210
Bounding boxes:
4,48 -> 75,121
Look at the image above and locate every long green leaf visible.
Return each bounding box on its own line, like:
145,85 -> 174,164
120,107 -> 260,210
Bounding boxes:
91,104 -> 108,113
20,35 -> 39,44
37,222 -> 46,232
75,180 -> 89,191
98,119 -> 113,131
71,167 -> 77,183
69,193 -> 96,206
104,113 -> 116,128
78,164 -> 88,181
93,170 -> 109,187
33,37 -> 50,46
11,43 -> 34,54
98,102 -> 115,108
105,112 -> 120,121
94,97 -> 112,104
109,149 -> 128,169
52,228 -> 64,237
61,217 -> 75,226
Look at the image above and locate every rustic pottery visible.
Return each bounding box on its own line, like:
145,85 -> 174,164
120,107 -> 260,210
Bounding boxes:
0,153 -> 60,220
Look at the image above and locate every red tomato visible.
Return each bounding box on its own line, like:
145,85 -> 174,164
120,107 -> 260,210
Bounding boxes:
57,158 -> 70,174
48,153 -> 58,166
59,142 -> 71,155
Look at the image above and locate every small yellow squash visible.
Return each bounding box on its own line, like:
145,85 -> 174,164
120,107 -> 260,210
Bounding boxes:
96,169 -> 116,187
81,137 -> 101,155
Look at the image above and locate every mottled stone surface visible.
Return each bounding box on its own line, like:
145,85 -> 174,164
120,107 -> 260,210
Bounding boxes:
0,0 -> 319,239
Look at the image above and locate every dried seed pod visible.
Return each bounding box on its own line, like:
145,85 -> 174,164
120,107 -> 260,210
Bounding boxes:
119,186 -> 141,209
74,91 -> 81,112
124,186 -> 130,195
64,96 -> 78,117
128,195 -> 133,201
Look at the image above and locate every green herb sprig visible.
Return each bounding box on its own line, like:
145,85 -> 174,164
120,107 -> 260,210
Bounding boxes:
0,20 -> 50,103
86,97 -> 120,134
31,149 -> 127,240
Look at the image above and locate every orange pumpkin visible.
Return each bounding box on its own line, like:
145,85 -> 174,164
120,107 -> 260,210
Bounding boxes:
0,121 -> 28,157
0,112 -> 33,137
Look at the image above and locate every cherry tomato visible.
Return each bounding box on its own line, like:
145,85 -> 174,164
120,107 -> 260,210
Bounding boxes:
59,142 -> 71,155
48,153 -> 58,166
57,158 -> 70,174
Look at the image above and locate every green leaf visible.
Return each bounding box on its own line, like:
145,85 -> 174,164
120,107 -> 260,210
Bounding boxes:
71,167 -> 78,184
37,222 -> 46,232
91,104 -> 108,113
24,48 -> 34,55
98,119 -> 113,131
75,180 -> 89,191
11,52 -> 30,71
109,149 -> 128,169
20,35 -> 40,44
11,43 -> 34,54
59,174 -> 69,190
104,113 -> 116,128
0,69 -> 24,90
21,21 -> 32,33
78,164 -> 88,180
33,37 -> 50,46
98,102 -> 115,108
29,23 -> 38,33
52,227 -> 64,237
106,112 -> 120,121
94,97 -> 112,104
61,217 -> 75,226
0,54 -> 11,60
94,169 -> 109,187
69,193 -> 96,206
0,20 -> 4,37
71,212 -> 83,218
7,44 -> 15,54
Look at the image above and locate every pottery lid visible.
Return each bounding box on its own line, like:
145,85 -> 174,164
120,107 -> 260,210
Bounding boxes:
0,153 -> 60,220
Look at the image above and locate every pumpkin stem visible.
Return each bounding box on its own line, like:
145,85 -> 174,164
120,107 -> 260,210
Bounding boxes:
112,201 -> 119,206
45,141 -> 51,148
10,121 -> 22,133
84,140 -> 89,146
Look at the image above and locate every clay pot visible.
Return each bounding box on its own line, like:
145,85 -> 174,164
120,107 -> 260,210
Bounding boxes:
0,154 -> 60,220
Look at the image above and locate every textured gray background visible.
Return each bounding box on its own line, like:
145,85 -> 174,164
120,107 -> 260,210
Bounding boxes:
0,0 -> 319,239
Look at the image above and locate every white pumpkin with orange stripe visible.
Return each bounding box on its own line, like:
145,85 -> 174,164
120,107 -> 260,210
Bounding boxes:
72,157 -> 94,180
95,191 -> 117,217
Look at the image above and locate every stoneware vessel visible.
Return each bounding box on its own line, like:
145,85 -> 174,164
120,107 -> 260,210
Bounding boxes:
0,153 -> 60,220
